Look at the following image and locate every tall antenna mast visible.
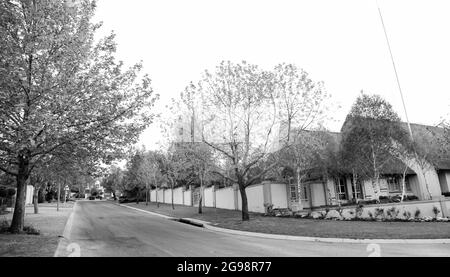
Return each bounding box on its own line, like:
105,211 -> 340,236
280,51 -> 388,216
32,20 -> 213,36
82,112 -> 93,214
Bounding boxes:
376,0 -> 414,140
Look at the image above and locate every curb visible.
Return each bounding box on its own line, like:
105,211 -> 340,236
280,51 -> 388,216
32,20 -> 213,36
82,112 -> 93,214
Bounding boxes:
54,201 -> 77,257
116,203 -> 450,244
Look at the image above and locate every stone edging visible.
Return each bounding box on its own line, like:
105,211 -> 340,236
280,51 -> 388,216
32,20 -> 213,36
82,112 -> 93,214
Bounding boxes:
116,202 -> 450,244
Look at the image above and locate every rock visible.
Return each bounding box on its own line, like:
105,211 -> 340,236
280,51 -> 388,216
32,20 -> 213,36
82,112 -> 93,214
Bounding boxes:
423,216 -> 433,222
437,217 -> 449,222
311,212 -> 322,219
325,210 -> 342,220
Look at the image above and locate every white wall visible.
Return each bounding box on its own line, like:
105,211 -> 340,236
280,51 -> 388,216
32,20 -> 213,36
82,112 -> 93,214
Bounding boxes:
26,185 -> 34,205
216,187 -> 236,210
245,185 -> 265,213
183,189 -> 192,206
173,187 -> 184,205
204,187 -> 214,207
150,190 -> 156,202
270,183 -> 288,209
164,189 -> 172,204
157,189 -> 164,204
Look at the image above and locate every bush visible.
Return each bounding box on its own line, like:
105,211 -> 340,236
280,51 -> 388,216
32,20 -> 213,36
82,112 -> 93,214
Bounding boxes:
7,188 -> 16,198
406,195 -> 419,201
432,206 -> 440,218
23,225 -> 40,235
0,219 -> 9,233
374,208 -> 385,220
358,199 -> 378,205
0,187 -> 7,198
443,192 -> 450,197
414,208 -> 421,219
386,207 -> 399,220
355,204 -> 364,218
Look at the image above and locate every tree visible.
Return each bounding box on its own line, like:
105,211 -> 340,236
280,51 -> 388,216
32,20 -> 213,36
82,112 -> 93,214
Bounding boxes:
180,142 -> 215,214
277,129 -> 330,208
273,63 -> 330,143
341,93 -> 411,200
0,0 -> 158,233
196,61 -> 279,221
101,166 -> 125,200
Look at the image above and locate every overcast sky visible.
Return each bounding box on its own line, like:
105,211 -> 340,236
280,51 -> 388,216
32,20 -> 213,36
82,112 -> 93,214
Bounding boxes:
93,0 -> 450,150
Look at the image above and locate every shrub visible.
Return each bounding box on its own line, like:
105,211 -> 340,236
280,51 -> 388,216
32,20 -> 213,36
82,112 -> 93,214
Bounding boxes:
432,206 -> 440,219
23,225 -> 40,235
368,211 -> 375,221
386,207 -> 399,220
443,192 -> 450,197
336,207 -> 344,217
6,188 -> 16,198
406,195 -> 419,201
403,210 -> 412,220
0,219 -> 9,233
359,199 -> 378,205
374,208 -> 385,220
414,208 -> 421,219
355,204 -> 364,218
0,187 -> 7,198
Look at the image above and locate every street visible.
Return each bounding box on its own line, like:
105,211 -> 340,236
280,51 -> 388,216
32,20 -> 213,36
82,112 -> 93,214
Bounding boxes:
54,201 -> 450,257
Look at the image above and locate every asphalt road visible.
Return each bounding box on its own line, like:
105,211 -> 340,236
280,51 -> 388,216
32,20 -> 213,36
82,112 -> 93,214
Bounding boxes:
54,201 -> 450,257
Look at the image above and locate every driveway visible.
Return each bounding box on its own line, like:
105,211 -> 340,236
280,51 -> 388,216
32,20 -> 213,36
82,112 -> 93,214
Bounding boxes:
54,201 -> 450,257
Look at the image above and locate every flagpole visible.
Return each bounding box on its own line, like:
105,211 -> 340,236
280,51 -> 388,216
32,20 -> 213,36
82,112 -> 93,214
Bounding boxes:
376,0 -> 414,140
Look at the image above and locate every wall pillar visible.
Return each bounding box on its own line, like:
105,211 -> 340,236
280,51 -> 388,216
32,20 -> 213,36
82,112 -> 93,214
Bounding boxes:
212,185 -> 216,208
233,184 -> 239,211
262,182 -> 273,213
182,187 -> 185,206
439,196 -> 448,218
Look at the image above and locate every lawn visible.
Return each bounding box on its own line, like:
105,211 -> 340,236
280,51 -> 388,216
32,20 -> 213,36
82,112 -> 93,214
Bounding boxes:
123,201 -> 450,239
0,202 -> 74,257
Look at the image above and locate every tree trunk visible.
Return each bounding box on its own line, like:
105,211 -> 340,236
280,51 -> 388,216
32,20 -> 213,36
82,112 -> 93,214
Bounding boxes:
146,184 -> 149,206
296,167 -> 302,203
198,175 -> 203,214
239,184 -> 250,221
171,179 -> 174,210
33,186 -> 39,214
57,183 -> 60,211
10,150 -> 31,234
352,170 -> 358,202
401,166 -> 408,203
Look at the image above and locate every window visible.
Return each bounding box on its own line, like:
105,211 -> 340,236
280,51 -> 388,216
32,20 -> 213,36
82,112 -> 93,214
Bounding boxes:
387,176 -> 412,193
303,186 -> 309,200
350,179 -> 364,199
387,176 -> 401,192
335,177 -> 347,200
289,184 -> 299,202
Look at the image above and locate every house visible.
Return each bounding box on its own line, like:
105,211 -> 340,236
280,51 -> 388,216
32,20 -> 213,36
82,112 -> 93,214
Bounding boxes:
280,117 -> 450,212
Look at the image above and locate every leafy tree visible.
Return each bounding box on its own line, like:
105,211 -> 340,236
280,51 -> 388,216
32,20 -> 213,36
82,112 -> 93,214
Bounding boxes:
273,63 -> 330,143
0,0 -> 158,232
197,61 -> 279,221
179,142 -> 215,213
341,93 -> 410,200
277,129 -> 331,208
101,166 -> 124,200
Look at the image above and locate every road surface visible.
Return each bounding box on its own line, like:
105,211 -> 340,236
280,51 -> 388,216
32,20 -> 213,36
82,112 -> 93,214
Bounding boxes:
54,201 -> 450,257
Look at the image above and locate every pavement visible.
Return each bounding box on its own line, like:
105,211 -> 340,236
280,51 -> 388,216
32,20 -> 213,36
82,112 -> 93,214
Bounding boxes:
54,201 -> 450,257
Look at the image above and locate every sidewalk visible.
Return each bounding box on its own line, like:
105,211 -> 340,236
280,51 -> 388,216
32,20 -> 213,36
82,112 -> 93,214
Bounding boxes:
0,203 -> 74,257
122,201 -> 450,240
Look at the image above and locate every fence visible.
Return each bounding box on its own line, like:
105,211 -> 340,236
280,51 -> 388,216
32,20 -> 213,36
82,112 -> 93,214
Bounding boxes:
148,182 -> 290,213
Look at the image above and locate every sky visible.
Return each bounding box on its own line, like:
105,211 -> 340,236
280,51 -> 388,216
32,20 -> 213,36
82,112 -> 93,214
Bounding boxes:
93,0 -> 450,150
